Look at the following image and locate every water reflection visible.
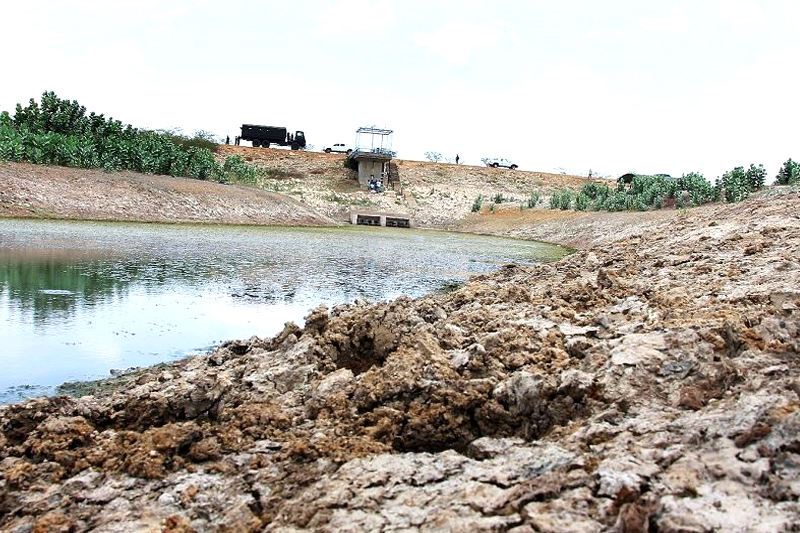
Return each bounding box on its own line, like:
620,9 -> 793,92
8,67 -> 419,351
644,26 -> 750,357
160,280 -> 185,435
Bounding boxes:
1,251 -> 151,327
0,219 -> 569,403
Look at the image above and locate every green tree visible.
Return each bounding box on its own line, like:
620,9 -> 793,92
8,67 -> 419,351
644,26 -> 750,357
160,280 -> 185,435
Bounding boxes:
775,158 -> 800,185
716,167 -> 749,203
744,163 -> 766,191
677,173 -> 714,206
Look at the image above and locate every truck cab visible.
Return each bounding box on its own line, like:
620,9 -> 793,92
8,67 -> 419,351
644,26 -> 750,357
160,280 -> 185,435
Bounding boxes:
293,131 -> 306,150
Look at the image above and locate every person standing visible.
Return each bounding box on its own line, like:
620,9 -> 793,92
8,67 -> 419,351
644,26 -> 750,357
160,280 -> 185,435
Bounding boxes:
455,154 -> 460,165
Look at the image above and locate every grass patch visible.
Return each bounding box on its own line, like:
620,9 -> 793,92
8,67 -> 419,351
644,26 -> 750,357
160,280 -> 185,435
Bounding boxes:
436,280 -> 465,294
471,195 -> 484,212
325,193 -> 375,206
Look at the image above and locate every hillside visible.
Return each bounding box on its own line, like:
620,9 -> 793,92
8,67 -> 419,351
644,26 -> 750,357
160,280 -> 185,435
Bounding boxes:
0,148 -> 599,231
216,145 -> 598,228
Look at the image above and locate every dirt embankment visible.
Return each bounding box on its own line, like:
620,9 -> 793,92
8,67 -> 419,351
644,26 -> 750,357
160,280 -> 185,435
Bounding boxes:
0,147 -> 599,233
214,145 -> 599,230
2,187 -> 799,531
0,160 -> 336,226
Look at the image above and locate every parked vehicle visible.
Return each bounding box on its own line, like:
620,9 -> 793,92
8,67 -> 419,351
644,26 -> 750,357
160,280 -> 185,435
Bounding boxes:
484,157 -> 518,170
240,124 -> 306,150
323,143 -> 352,154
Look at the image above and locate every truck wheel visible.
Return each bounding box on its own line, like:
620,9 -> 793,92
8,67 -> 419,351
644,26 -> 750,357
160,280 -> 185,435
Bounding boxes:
510,164 -> 518,170
325,148 -> 332,153
346,149 -> 352,155
291,142 -> 300,150
252,140 -> 260,147
263,141 -> 269,148
491,162 -> 499,168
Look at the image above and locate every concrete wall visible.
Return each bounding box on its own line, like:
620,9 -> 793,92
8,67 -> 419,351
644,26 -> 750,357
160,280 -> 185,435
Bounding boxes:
349,212 -> 413,228
357,159 -> 389,186
358,158 -> 389,187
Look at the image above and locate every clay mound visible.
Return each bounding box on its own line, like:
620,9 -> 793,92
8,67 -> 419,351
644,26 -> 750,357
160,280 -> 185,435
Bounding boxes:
2,190 -> 800,531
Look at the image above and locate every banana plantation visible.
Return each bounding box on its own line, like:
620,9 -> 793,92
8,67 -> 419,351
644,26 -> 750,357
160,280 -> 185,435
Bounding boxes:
549,163 -> 782,212
0,92 -> 234,181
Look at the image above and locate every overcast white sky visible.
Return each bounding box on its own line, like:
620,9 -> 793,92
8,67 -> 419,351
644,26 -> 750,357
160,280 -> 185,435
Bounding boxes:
2,0 -> 798,179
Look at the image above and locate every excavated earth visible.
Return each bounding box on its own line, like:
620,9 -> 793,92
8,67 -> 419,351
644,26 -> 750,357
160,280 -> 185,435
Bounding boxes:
2,186 -> 800,531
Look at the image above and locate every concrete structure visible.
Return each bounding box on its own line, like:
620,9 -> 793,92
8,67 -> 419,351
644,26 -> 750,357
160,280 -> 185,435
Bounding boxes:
349,211 -> 413,228
347,127 -> 395,188
351,151 -> 392,187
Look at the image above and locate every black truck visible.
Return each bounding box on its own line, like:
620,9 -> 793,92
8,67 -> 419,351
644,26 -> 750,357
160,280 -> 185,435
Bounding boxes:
239,124 -> 306,150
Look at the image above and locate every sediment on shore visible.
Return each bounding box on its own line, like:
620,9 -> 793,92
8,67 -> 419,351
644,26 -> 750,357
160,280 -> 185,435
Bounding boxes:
1,188 -> 798,531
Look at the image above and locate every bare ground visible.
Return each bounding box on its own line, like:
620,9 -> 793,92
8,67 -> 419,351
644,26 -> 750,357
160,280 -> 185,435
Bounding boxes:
0,160 -> 334,226
1,153 -> 799,532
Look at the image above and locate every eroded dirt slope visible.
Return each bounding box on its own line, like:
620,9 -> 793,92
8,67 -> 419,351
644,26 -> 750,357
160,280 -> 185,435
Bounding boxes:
2,189 -> 799,532
0,161 -> 334,226
217,145 -> 597,228
0,149 -> 597,230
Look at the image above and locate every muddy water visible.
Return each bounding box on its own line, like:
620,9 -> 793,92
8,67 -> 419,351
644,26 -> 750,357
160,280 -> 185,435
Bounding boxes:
0,219 -> 570,403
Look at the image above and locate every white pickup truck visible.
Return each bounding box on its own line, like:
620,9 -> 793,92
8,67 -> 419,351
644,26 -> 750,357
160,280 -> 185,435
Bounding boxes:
484,157 -> 518,170
323,143 -> 352,154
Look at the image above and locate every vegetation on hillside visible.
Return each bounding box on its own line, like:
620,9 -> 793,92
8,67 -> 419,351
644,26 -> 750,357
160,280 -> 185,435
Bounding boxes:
0,92 -> 261,183
546,164 -> 792,213
775,159 -> 799,185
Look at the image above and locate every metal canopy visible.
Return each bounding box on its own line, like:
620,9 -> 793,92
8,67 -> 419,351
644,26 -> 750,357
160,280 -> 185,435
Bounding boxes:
354,125 -> 394,155
356,127 -> 393,135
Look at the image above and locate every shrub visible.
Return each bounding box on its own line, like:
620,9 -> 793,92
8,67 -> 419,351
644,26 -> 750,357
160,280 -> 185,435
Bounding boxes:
745,164 -> 766,191
526,191 -> 540,208
602,192 -> 628,212
549,190 -> 563,209
580,182 -> 611,201
162,128 -> 220,153
775,159 -> 800,185
471,195 -> 483,212
575,193 -> 590,211
492,192 -> 506,204
557,189 -> 573,210
716,167 -> 749,203
550,189 -> 573,209
222,155 -> 261,183
677,172 -> 714,206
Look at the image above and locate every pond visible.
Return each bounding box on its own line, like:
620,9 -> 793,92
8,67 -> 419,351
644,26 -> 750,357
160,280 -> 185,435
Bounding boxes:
0,219 -> 570,403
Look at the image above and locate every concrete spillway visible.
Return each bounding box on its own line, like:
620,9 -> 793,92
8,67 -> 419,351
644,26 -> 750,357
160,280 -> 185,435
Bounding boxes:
349,212 -> 412,228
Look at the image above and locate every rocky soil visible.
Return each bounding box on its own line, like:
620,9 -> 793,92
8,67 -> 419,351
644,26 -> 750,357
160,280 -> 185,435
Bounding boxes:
2,188 -> 799,532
